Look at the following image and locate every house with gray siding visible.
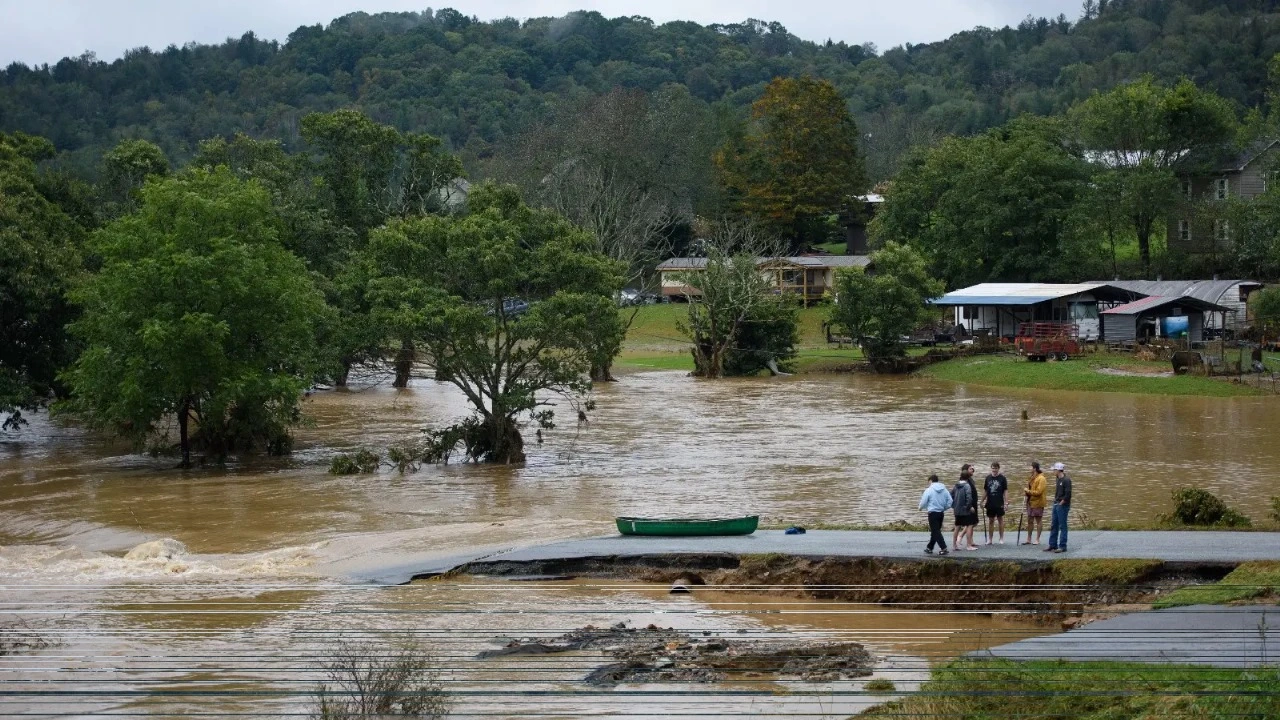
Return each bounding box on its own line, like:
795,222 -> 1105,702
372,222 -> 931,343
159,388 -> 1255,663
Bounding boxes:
1169,140 -> 1278,255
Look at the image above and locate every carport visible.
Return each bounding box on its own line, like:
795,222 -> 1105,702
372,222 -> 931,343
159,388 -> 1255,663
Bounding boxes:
1100,295 -> 1230,344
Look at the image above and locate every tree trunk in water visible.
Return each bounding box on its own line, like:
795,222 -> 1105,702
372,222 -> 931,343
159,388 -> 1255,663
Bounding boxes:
178,398 -> 191,469
336,360 -> 352,388
485,416 -> 526,464
392,340 -> 414,388
590,361 -> 615,383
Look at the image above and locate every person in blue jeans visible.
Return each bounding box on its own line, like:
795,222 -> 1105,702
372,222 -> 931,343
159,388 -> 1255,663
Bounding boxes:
1046,462 -> 1073,553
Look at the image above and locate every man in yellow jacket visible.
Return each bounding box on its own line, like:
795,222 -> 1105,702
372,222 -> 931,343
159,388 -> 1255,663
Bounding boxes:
1022,461 -> 1047,545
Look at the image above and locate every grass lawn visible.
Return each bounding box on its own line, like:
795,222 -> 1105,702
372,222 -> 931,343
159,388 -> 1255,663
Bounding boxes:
922,353 -> 1264,397
859,659 -> 1280,719
1154,561 -> 1280,608
617,303 -> 868,372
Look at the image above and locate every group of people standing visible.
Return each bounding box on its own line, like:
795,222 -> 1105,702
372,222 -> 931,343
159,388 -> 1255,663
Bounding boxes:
918,461 -> 1074,556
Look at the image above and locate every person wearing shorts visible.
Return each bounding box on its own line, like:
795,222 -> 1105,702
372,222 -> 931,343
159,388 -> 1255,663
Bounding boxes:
952,464 -> 979,550
1023,461 -> 1047,545
983,462 -> 1008,544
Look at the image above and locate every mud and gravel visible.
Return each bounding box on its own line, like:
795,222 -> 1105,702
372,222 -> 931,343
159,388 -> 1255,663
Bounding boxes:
477,621 -> 875,686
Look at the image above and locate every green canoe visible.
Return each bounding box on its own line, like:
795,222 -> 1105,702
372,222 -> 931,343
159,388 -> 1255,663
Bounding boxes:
615,515 -> 759,537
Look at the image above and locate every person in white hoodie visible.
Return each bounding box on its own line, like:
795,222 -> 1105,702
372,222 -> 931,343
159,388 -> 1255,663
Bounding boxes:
918,474 -> 954,556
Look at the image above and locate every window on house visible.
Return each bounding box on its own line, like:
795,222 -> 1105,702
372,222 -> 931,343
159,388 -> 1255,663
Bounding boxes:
1178,219 -> 1191,243
1216,178 -> 1230,200
1214,219 -> 1230,244
1181,178 -> 1192,198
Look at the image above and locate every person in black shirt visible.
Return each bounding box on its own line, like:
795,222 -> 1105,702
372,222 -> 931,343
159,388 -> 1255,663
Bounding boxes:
951,464 -> 980,551
983,462 -> 1009,545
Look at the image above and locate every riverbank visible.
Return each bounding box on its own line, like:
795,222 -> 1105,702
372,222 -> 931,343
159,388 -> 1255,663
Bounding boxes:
921,352 -> 1267,397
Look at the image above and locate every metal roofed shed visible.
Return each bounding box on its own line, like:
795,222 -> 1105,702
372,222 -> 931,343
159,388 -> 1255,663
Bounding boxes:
1090,279 -> 1263,332
932,283 -> 1137,341
1100,295 -> 1231,344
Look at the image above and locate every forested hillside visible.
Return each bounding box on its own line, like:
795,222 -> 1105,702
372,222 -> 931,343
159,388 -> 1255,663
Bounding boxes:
4,0 -> 1280,180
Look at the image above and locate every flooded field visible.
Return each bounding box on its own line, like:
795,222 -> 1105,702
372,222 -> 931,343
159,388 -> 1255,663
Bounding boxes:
2,369 -> 1277,716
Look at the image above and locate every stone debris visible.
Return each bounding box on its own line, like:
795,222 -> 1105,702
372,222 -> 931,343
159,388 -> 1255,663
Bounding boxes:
477,621 -> 874,686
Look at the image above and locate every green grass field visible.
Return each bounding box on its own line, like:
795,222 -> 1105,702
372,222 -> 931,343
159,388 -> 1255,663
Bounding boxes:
922,353 -> 1263,397
859,659 -> 1280,719
617,303 -> 867,372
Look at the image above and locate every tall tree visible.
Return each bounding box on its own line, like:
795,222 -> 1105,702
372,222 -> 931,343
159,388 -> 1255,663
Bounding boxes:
872,117 -> 1098,287
493,87 -> 715,280
828,242 -> 944,367
300,110 -> 462,387
101,138 -> 169,217
0,132 -> 83,430
716,76 -> 866,250
62,168 -> 328,467
364,184 -> 623,464
1069,76 -> 1237,273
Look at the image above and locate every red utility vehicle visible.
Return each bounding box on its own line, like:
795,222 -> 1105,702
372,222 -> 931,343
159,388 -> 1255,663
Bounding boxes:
1015,322 -> 1079,361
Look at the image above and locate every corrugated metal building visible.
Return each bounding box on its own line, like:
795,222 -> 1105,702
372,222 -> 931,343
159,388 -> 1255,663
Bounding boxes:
932,283 -> 1136,340
1099,295 -> 1229,343
1091,279 -> 1263,330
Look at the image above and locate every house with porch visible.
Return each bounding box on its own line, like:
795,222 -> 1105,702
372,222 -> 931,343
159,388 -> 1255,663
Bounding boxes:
935,282 -> 1241,344
657,255 -> 872,304
931,283 -> 1140,341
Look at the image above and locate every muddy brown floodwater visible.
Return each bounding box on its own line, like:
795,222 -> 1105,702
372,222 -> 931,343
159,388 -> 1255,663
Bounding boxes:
1,369 -> 1277,716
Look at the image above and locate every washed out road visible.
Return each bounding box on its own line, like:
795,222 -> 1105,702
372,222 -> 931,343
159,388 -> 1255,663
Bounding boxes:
360,529 -> 1280,584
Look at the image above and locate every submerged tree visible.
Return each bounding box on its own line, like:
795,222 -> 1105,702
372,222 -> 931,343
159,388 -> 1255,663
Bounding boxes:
300,110 -> 463,387
62,168 -> 329,467
828,242 -> 943,368
0,132 -> 84,430
679,222 -> 797,378
365,183 -> 623,464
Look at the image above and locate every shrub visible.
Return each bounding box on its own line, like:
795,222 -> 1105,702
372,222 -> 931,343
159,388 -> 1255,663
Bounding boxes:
1270,496 -> 1280,524
329,449 -> 380,475
864,678 -> 897,693
1168,488 -> 1251,527
311,639 -> 450,719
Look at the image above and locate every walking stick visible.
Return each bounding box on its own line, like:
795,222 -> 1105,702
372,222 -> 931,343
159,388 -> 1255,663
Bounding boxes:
1016,502 -> 1026,545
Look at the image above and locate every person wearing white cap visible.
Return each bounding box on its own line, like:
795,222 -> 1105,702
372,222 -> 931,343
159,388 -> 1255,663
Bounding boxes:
1045,462 -> 1073,553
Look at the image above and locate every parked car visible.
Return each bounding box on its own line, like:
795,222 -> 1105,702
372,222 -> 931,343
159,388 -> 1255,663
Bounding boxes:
485,298 -> 530,317
617,289 -> 658,307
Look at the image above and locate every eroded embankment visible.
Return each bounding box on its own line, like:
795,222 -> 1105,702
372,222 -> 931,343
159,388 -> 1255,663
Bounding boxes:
453,553 -> 1236,613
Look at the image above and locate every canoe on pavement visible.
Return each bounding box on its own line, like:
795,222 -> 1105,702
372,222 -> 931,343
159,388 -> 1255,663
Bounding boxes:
615,515 -> 759,537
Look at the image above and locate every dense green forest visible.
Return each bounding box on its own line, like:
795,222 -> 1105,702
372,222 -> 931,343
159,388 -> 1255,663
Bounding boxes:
4,0 -> 1280,180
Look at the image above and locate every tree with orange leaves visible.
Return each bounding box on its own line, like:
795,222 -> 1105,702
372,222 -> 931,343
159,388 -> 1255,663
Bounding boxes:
715,77 -> 866,251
